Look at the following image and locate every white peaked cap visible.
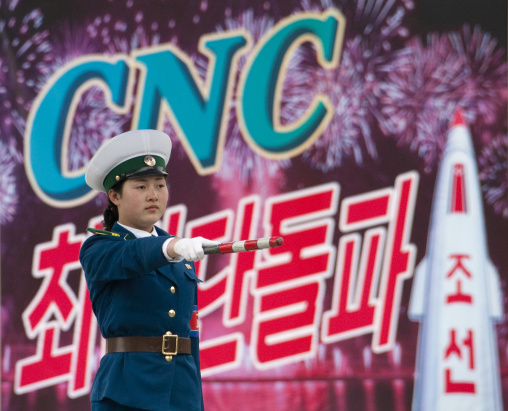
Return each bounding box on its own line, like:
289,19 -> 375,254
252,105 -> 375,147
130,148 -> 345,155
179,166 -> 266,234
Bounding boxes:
85,129 -> 172,193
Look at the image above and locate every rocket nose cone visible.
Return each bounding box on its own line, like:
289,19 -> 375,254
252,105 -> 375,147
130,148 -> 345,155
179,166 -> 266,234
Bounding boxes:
445,111 -> 474,156
450,109 -> 466,128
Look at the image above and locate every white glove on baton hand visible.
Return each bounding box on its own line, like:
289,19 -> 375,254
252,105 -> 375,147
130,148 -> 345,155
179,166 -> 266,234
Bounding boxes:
173,237 -> 219,261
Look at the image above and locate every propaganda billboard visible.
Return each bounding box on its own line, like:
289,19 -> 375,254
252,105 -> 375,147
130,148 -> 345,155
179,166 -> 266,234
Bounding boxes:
1,0 -> 506,410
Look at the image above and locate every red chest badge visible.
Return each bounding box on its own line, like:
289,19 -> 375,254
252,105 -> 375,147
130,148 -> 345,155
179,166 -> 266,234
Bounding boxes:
189,305 -> 199,337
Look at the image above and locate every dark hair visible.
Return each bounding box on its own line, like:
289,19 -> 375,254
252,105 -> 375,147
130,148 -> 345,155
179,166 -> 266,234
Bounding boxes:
102,180 -> 125,231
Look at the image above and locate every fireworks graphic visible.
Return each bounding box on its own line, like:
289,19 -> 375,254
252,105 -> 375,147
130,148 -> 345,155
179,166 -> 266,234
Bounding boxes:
68,88 -> 131,171
0,3 -> 53,113
213,9 -> 290,185
0,2 -> 53,223
479,133 -> 508,218
0,138 -> 22,225
377,33 -> 469,171
448,25 -> 508,133
82,1 -> 199,161
39,2 -> 193,173
301,0 -> 413,43
278,0 -> 413,171
0,2 -> 52,135
0,54 -> 18,136
27,22 -> 131,173
378,25 -> 507,172
286,36 -> 381,170
86,6 -> 177,55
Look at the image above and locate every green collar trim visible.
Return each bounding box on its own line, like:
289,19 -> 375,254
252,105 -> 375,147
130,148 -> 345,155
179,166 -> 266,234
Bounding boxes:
87,228 -> 134,241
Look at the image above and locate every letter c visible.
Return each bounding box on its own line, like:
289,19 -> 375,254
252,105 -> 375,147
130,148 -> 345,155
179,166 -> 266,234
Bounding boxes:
25,56 -> 131,207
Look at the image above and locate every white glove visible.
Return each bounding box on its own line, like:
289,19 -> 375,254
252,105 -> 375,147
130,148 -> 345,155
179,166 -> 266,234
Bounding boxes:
173,237 -> 219,262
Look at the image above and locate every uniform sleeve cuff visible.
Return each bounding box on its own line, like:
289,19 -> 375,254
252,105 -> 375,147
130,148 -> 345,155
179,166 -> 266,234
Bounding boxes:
162,238 -> 184,263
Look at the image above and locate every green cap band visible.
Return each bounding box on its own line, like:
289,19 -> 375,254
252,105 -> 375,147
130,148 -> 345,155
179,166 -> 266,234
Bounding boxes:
103,155 -> 166,192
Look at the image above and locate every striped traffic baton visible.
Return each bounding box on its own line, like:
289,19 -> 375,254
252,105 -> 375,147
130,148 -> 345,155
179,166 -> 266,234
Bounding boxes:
203,236 -> 284,254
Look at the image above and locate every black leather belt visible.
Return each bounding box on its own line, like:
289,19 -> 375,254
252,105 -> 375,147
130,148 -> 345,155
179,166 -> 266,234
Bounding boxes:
106,333 -> 192,355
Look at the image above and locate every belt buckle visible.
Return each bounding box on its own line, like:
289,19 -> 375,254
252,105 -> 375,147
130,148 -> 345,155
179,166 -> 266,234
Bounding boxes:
162,332 -> 178,356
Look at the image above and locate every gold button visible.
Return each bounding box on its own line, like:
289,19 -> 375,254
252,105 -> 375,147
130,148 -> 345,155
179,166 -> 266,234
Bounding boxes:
168,309 -> 176,318
170,286 -> 176,294
165,355 -> 173,362
115,175 -> 120,181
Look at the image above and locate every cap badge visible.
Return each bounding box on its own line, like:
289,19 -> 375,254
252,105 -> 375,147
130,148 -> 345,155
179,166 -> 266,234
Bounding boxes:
144,155 -> 156,166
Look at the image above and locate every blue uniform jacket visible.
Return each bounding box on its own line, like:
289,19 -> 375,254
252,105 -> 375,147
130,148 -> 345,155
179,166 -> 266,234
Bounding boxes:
79,223 -> 204,411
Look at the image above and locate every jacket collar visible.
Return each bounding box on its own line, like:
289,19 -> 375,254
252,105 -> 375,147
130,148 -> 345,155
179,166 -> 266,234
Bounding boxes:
111,222 -> 169,239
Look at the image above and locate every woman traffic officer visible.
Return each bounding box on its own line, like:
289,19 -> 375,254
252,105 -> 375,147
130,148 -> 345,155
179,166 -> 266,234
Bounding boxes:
79,129 -> 217,411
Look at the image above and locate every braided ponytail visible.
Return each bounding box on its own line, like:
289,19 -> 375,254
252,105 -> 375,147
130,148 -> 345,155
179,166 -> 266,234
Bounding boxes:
102,181 -> 124,231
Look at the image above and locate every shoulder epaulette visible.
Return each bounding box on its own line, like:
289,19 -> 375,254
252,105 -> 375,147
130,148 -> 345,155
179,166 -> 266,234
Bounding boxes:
86,228 -> 134,240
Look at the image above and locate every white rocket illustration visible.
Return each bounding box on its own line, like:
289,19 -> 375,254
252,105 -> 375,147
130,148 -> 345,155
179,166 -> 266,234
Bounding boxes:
408,110 -> 503,410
